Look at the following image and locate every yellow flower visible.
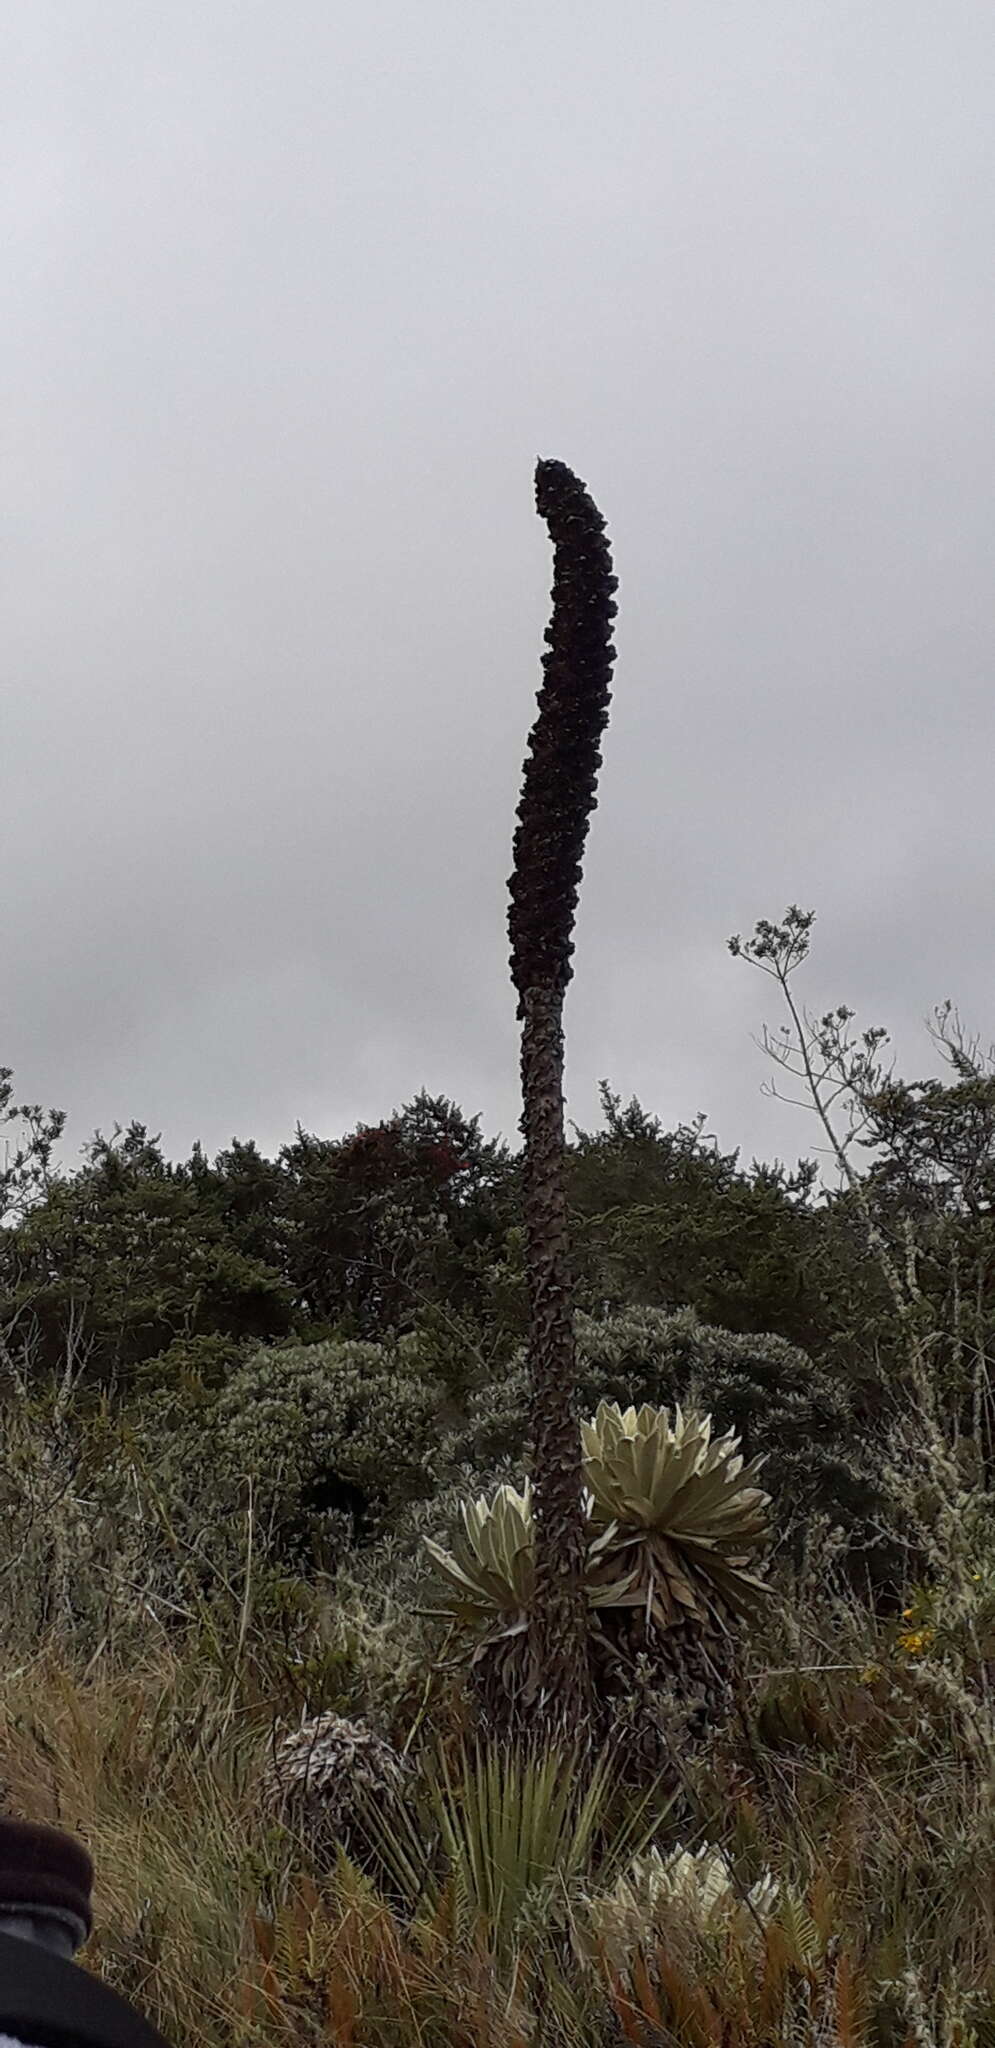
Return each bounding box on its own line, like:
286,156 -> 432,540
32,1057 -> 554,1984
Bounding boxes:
897,1627 -> 935,1657
859,1665 -> 881,1684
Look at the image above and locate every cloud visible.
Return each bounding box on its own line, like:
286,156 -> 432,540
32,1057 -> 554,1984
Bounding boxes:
3,1 -> 993,1200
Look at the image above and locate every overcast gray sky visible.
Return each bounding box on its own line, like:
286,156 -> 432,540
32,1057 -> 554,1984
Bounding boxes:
4,2 -> 994,1203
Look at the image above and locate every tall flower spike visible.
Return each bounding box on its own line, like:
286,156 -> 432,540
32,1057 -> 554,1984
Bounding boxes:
506,459 -> 619,1747
508,460 -> 619,1015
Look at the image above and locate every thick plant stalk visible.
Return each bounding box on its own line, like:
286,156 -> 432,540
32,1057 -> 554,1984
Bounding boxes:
508,458 -> 618,1742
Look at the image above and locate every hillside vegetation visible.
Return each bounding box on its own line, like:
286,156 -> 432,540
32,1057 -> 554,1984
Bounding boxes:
3,462 -> 994,2043
2,936 -> 993,2045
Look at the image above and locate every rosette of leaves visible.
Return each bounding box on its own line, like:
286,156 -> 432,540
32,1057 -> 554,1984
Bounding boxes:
258,1711 -> 411,1885
422,1479 -> 631,1731
582,1401 -> 772,1742
423,1400 -> 771,1752
454,1302 -> 891,1592
583,1842 -> 779,1971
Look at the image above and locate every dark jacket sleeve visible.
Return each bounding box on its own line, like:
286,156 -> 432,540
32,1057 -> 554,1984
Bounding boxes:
0,1931 -> 171,2048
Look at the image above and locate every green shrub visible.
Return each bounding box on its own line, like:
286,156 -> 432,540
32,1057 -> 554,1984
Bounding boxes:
208,1337 -> 445,1566
106,1334 -> 450,1615
124,1330 -> 256,1400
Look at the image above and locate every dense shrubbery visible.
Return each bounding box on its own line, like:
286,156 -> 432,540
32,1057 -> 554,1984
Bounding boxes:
210,1335 -> 446,1555
113,1296 -> 903,1623
110,1333 -> 448,1596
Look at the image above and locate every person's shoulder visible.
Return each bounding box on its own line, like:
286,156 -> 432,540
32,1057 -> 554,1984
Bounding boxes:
0,1930 -> 171,2048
